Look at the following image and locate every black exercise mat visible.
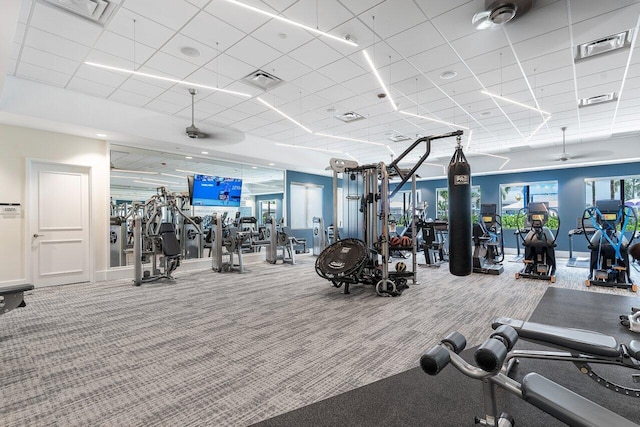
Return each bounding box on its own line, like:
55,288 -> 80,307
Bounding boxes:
254,288 -> 640,427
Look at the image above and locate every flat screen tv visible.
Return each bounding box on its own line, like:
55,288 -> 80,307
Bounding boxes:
189,174 -> 242,207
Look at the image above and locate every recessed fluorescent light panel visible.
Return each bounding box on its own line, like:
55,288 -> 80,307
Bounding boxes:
84,62 -> 251,98
257,97 -> 312,133
578,92 -> 618,107
222,0 -> 357,47
481,90 -> 551,115
576,30 -> 634,62
363,49 -> 397,111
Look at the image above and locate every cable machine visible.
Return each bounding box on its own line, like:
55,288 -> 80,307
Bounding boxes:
316,130 -> 464,296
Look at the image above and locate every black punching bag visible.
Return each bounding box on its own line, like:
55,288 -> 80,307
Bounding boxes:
448,141 -> 472,276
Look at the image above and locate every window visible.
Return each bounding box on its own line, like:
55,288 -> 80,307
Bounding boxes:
500,181 -> 558,228
585,175 -> 640,207
436,186 -> 480,220
290,183 -> 323,229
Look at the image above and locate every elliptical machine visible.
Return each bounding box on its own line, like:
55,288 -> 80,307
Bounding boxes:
582,199 -> 637,291
515,202 -> 559,283
473,203 -> 504,275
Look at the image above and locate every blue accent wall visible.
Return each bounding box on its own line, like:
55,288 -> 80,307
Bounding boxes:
413,161 -> 640,253
285,170 -> 334,243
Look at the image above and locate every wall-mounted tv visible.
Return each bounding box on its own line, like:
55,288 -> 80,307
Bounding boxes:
189,174 -> 243,207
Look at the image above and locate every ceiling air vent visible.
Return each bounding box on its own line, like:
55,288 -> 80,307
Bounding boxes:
386,132 -> 411,143
335,111 -> 364,123
576,30 -> 634,62
41,0 -> 122,26
578,93 -> 617,108
241,69 -> 283,91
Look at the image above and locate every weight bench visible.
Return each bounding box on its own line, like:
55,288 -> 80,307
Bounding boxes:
421,326 -> 639,426
1,284 -> 34,316
492,316 -> 640,397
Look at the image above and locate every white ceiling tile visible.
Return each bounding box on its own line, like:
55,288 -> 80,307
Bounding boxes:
162,33 -> 221,67
94,31 -> 156,64
24,27 -> 91,62
265,55 -> 312,82
288,38 -> 342,70
67,76 -> 116,97
317,57 -> 366,83
512,28 -> 571,62
203,90 -> 246,108
385,21 -> 445,59
268,83 -> 306,103
180,10 -> 247,52
226,36 -> 283,69
206,108 -> 252,123
75,63 -> 128,87
124,0 -> 199,31
144,51 -> 201,79
340,73 -> 380,95
119,78 -> 169,98
449,28 -> 509,61
235,115 -> 274,130
234,99 -> 269,115
261,0 -> 297,12
154,88 -> 193,107
187,68 -> 234,90
20,46 -> 79,75
192,100 -> 229,115
109,88 -> 154,107
429,1 -> 479,42
283,0 -> 352,32
250,19 -> 315,54
292,71 -> 335,93
221,81 -> 264,97
328,18 -> 374,56
205,0 -> 273,34
368,0 -> 426,39
315,84 -> 358,104
415,0 -> 470,18
107,7 -> 175,49
406,44 -> 460,74
338,0 -> 384,16
185,0 -> 210,7
30,2 -> 103,46
204,53 -> 256,80
16,61 -> 70,86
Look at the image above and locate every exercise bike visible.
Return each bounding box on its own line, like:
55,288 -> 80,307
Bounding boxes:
473,203 -> 504,275
581,199 -> 638,292
422,321 -> 640,427
515,202 -> 560,283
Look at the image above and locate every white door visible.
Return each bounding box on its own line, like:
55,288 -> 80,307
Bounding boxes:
29,162 -> 90,287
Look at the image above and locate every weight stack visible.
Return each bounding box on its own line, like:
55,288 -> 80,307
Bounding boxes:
447,145 -> 472,276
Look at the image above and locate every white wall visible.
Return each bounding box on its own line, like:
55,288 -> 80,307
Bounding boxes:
0,124 -> 110,285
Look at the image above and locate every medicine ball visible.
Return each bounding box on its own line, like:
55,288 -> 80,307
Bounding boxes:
630,243 -> 640,261
390,236 -> 402,247
400,236 -> 411,247
395,262 -> 407,272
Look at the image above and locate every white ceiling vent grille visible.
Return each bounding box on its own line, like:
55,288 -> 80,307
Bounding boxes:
335,111 -> 364,123
386,132 -> 411,143
576,30 -> 634,62
41,0 -> 122,26
578,93 -> 617,107
241,69 -> 283,91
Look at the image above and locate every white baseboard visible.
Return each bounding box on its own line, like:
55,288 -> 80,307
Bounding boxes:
0,278 -> 29,287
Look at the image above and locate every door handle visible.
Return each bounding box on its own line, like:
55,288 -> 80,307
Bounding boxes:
33,233 -> 45,238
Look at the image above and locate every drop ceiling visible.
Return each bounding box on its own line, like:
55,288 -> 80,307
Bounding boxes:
2,0 -> 640,178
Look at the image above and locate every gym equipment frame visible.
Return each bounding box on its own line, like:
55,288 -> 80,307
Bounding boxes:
421,325 -> 639,427
0,284 -> 34,316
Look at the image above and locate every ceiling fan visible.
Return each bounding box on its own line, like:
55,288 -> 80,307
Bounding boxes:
186,88 -> 210,139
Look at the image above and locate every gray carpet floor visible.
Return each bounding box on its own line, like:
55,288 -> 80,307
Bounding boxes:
1,254 -> 638,426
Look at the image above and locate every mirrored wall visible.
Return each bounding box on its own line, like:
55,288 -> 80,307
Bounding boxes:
109,144 -> 284,268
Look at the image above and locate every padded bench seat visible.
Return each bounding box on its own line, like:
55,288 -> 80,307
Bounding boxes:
492,317 -> 620,358
522,373 -> 639,427
0,284 -> 34,296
